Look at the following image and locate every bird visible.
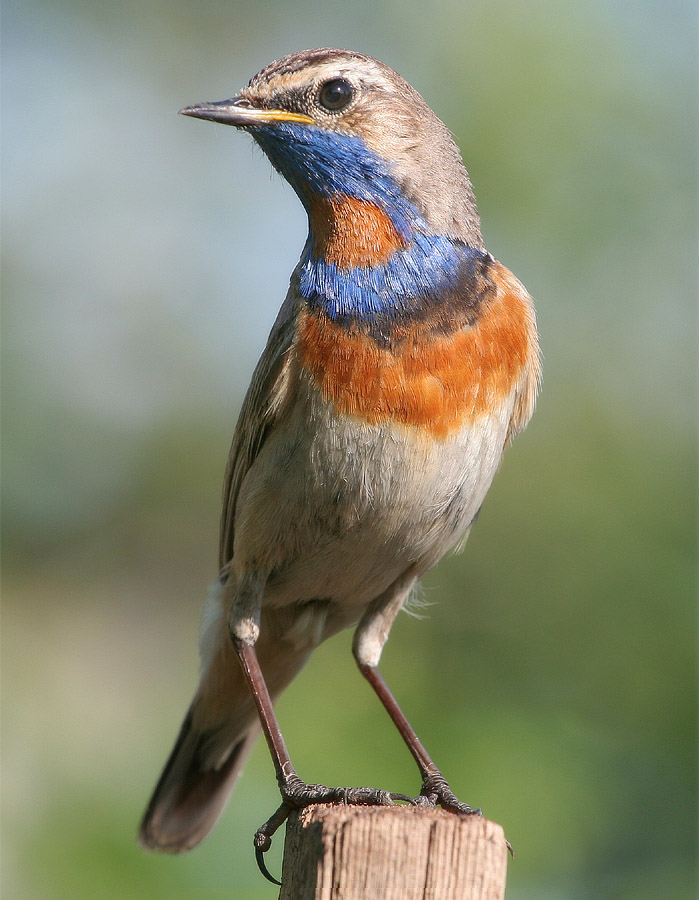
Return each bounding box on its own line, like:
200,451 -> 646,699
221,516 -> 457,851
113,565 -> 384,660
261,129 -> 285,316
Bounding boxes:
139,47 -> 540,869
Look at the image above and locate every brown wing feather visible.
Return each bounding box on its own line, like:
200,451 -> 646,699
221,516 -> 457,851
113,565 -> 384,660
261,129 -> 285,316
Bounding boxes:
218,298 -> 298,568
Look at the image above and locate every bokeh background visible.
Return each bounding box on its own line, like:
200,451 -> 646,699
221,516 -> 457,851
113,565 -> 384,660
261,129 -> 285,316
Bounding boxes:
2,0 -> 696,898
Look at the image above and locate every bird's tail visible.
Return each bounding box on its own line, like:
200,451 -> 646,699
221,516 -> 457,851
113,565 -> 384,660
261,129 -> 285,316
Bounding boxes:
139,586 -> 316,853
138,699 -> 260,853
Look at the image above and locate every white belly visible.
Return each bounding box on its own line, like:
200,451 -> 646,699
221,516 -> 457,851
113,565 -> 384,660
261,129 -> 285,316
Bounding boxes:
230,380 -> 514,618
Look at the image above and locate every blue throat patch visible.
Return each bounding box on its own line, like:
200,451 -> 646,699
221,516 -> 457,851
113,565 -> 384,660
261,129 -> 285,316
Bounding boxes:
252,122 -> 418,238
252,122 -> 481,322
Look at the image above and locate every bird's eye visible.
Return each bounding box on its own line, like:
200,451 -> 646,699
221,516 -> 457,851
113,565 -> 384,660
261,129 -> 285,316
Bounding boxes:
317,78 -> 354,112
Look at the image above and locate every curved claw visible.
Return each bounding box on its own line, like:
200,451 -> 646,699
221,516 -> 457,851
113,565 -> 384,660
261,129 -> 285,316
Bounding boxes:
255,843 -> 282,886
253,802 -> 292,886
388,792 -> 416,805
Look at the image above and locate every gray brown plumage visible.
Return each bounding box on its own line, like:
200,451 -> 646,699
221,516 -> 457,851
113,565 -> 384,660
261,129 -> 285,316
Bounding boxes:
140,48 -> 539,858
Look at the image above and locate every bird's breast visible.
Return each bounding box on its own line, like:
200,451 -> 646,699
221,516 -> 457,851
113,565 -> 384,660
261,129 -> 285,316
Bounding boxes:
295,259 -> 537,440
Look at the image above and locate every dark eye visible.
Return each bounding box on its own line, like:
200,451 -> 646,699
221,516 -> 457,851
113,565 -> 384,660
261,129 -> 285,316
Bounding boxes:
317,78 -> 354,112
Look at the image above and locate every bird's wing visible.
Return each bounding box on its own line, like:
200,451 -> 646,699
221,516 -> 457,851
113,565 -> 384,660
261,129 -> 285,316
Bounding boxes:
491,262 -> 541,443
218,295 -> 298,568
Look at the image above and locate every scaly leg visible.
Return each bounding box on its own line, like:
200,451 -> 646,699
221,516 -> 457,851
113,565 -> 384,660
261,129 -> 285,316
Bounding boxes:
228,575 -> 410,882
352,570 -> 480,815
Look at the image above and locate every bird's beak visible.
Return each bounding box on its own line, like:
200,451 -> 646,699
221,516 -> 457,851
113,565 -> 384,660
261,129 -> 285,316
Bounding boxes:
179,97 -> 314,127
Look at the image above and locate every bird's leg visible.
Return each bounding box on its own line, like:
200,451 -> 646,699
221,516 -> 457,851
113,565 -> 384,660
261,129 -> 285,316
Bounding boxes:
232,637 -> 403,809
357,663 -> 479,814
352,574 -> 480,817
228,577 -> 408,882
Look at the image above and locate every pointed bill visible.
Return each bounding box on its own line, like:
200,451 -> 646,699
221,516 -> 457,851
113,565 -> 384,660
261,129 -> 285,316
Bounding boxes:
179,98 -> 314,127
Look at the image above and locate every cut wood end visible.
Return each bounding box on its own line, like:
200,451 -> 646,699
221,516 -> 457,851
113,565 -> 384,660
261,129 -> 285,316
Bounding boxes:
279,805 -> 509,900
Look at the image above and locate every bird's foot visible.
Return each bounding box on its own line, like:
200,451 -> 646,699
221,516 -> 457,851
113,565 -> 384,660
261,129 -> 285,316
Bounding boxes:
281,773 -> 409,809
253,775 -> 413,884
416,772 -> 482,816
413,772 -> 515,859
412,774 -> 513,855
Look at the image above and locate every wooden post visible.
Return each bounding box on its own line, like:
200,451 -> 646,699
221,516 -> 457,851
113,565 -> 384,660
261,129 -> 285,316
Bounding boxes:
278,805 -> 508,900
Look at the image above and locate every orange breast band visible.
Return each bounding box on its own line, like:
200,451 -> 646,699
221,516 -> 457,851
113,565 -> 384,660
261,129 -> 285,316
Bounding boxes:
296,262 -> 534,439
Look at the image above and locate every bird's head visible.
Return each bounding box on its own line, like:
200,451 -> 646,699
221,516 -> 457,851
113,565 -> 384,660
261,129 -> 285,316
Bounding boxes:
181,49 -> 483,250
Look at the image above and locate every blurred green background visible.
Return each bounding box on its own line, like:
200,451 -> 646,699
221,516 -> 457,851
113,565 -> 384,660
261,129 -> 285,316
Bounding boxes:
2,0 -> 696,897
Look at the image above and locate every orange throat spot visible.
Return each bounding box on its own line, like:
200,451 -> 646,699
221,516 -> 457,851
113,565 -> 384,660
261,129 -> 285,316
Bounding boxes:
309,195 -> 407,268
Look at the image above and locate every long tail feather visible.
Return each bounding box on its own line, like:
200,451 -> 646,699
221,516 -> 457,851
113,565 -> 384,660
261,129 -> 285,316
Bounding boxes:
139,705 -> 259,853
